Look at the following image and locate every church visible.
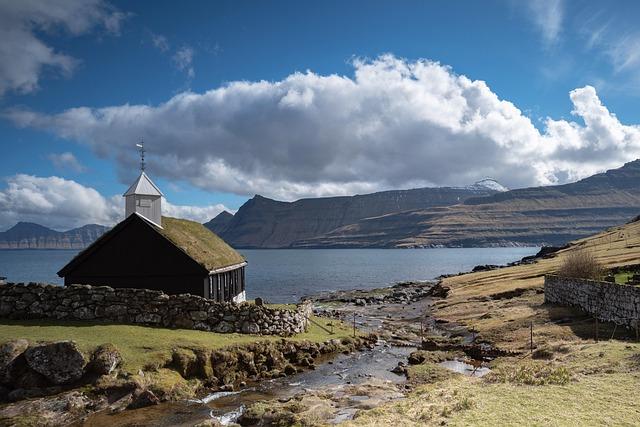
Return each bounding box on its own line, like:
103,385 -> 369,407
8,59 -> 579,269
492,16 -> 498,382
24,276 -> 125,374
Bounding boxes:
58,165 -> 247,303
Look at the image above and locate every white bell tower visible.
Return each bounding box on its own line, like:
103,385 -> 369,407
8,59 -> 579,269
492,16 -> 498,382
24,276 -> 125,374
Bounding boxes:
123,142 -> 163,226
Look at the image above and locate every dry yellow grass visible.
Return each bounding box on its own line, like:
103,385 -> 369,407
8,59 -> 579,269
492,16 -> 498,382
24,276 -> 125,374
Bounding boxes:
436,219 -> 640,349
348,219 -> 640,426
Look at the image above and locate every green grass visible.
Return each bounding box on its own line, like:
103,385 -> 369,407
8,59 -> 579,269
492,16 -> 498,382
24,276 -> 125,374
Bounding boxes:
614,271 -> 634,284
0,316 -> 353,372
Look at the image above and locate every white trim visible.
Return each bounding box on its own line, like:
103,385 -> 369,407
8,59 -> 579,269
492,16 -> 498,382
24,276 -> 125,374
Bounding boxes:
133,212 -> 163,229
208,261 -> 247,275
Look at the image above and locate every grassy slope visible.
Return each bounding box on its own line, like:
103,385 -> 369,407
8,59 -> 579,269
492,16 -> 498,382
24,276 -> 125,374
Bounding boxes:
348,219 -> 640,426
0,315 -> 353,372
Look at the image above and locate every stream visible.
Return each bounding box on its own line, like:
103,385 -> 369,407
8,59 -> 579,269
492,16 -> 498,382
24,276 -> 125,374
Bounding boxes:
82,342 -> 413,426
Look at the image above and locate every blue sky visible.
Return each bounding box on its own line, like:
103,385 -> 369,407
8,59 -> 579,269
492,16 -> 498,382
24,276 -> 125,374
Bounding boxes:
2,0 -> 640,230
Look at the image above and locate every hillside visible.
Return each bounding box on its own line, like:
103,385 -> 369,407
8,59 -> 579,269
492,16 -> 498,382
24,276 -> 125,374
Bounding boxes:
0,222 -> 109,249
293,160 -> 640,248
208,180 -> 505,248
348,216 -> 640,427
204,210 -> 234,235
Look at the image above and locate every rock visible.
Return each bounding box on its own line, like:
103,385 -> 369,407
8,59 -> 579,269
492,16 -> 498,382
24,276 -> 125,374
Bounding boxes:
24,341 -> 86,385
72,306 -> 95,320
13,370 -> 50,389
88,344 -> 122,375
391,362 -> 406,375
135,313 -> 162,324
354,299 -> 366,306
190,311 -> 208,321
241,321 -> 260,334
128,389 -> 160,409
430,284 -> 450,298
213,321 -> 234,333
0,385 -> 9,401
407,351 -> 427,365
0,339 -> 29,385
173,315 -> 195,329
254,297 -> 264,306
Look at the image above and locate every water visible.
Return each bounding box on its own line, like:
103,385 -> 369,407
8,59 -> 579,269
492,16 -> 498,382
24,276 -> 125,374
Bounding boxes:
83,343 -> 412,426
0,247 -> 538,303
439,360 -> 491,377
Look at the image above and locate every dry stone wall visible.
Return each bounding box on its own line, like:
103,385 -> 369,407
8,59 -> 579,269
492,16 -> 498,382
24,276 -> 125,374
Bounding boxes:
544,274 -> 640,328
0,283 -> 311,336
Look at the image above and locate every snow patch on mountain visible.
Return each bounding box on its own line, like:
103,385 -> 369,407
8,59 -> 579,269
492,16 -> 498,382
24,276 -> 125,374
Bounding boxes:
466,178 -> 509,192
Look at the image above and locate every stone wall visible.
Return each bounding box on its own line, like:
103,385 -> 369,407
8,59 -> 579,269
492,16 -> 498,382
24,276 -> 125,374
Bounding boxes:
544,274 -> 640,328
0,283 -> 312,336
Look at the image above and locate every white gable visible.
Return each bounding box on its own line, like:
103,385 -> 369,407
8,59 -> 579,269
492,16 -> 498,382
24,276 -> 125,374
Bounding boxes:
123,171 -> 164,196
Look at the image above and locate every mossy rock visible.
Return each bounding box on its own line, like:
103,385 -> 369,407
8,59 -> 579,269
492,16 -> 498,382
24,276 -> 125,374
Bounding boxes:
406,362 -> 456,385
169,348 -> 197,378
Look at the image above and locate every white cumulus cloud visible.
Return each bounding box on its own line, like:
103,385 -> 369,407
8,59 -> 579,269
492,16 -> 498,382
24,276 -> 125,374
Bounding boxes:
0,0 -> 127,96
5,55 -> 640,200
0,174 -> 232,231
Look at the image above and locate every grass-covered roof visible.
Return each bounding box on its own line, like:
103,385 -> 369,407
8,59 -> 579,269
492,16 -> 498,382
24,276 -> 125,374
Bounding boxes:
158,216 -> 245,271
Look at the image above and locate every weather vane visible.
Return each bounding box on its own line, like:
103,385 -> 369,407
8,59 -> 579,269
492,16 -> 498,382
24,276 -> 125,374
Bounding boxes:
135,140 -> 145,172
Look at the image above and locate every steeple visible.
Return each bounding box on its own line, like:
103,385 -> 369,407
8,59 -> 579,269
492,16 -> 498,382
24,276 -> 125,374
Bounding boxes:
123,142 -> 163,226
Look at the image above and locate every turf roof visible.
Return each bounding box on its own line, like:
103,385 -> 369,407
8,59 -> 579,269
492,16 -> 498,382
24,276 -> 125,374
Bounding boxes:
158,216 -> 245,271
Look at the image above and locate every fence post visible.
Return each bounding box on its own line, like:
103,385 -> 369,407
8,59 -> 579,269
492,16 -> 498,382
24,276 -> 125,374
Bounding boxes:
530,321 -> 533,354
353,313 -> 356,338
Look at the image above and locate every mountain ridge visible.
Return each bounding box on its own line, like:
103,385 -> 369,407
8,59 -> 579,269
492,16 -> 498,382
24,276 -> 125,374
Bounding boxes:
207,179 -> 508,248
292,160 -> 640,248
0,222 -> 109,250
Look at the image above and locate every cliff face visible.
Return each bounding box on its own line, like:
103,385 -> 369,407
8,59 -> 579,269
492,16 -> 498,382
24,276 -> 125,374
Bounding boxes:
212,183 -> 504,248
0,223 -> 109,249
293,161 -> 640,248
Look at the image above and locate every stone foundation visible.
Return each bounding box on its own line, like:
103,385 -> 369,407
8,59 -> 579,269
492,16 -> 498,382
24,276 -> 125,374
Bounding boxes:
544,274 -> 640,328
0,283 -> 311,336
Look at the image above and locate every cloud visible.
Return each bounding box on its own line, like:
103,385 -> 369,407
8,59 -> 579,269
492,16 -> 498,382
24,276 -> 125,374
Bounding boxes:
0,174 -> 120,230
0,174 -> 232,231
150,32 -> 169,52
173,46 -> 195,78
48,152 -> 87,173
578,11 -> 640,90
527,0 -> 564,46
0,0 -> 127,96
6,55 -> 640,201
163,201 -> 229,224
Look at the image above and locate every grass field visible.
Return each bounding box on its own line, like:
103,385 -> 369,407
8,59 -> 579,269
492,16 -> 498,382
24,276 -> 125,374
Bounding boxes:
0,315 -> 353,371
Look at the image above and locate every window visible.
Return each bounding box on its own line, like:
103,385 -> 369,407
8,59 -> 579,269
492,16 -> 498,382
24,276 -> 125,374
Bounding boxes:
137,198 -> 152,207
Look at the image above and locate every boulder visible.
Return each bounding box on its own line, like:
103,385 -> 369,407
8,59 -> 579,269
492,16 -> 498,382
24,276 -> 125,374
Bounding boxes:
24,341 -> 86,385
241,321 -> 260,334
13,370 -> 50,389
213,321 -> 234,333
88,344 -> 122,375
0,339 -> 29,385
127,389 -> 160,409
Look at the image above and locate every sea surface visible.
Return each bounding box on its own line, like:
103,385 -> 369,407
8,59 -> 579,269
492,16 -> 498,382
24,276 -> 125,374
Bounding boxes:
0,247 -> 538,303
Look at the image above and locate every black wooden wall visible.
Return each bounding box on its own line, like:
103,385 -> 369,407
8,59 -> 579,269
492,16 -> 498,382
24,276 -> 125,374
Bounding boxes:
63,216 -> 207,296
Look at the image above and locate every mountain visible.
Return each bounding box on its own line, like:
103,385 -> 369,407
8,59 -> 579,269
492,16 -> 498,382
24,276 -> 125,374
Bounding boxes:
293,160 -> 640,248
204,211 -> 234,235
0,222 -> 109,249
209,180 -> 506,248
